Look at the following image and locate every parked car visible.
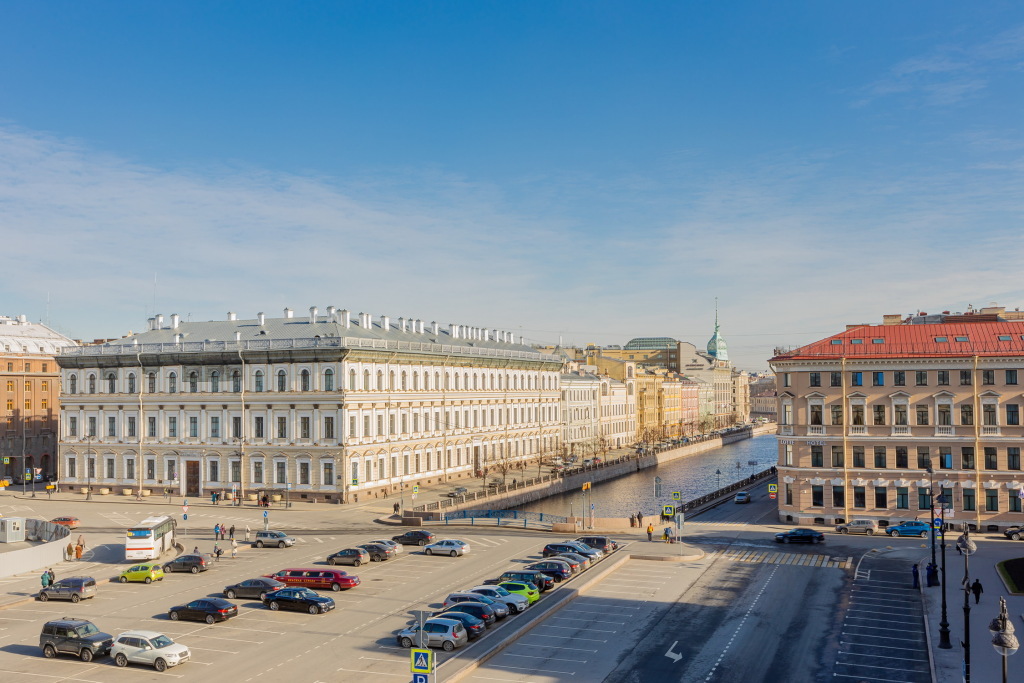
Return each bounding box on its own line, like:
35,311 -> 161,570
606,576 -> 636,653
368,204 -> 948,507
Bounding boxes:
111,630 -> 190,672
492,569 -> 554,592
543,541 -> 602,562
467,585 -> 529,614
1004,526 -> 1024,541
223,577 -> 286,600
327,548 -> 371,567
39,618 -> 113,662
119,563 -> 165,584
836,519 -> 879,535
887,521 -> 931,538
168,598 -> 238,624
356,543 -> 396,562
774,528 -> 825,544
432,610 -> 486,639
442,593 -> 509,619
263,568 -> 360,591
498,581 -> 539,605
262,587 -> 335,614
424,539 -> 469,557
50,516 -> 81,528
438,601 -> 497,627
734,492 -> 751,504
526,560 -> 573,583
446,487 -> 469,498
553,552 -> 590,571
368,539 -> 402,554
38,576 -> 99,603
392,530 -> 436,546
395,617 -> 467,651
163,554 -> 210,574
574,536 -> 619,553
252,530 -> 297,548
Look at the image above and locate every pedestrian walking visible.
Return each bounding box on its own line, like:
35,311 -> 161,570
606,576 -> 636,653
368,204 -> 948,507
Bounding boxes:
220,523 -> 226,541
927,563 -> 939,587
911,564 -> 920,589
47,568 -> 55,585
971,579 -> 983,604
245,525 -> 251,543
231,539 -> 238,559
646,524 -> 654,542
393,502 -> 400,515
229,525 -> 235,540
637,511 -> 643,526
193,546 -> 200,554
40,570 -> 51,589
213,542 -> 220,561
214,523 -> 221,540
65,542 -> 74,561
74,543 -> 83,560
629,514 -> 635,528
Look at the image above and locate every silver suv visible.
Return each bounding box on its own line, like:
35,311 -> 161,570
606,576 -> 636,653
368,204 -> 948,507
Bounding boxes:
252,530 -> 297,548
395,617 -> 467,651
835,519 -> 879,535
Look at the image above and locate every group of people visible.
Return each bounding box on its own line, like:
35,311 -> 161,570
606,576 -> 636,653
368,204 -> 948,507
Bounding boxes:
628,511 -> 645,527
64,535 -> 85,561
39,567 -> 56,588
214,523 -> 250,542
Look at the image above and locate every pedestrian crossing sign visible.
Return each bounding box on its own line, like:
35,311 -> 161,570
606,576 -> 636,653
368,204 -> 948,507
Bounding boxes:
411,648 -> 433,673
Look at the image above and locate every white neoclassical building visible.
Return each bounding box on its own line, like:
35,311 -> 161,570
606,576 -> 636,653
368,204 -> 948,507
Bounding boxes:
56,307 -> 563,503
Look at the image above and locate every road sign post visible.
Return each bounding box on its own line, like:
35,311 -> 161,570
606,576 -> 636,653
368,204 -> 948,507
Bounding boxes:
263,509 -> 269,530
410,648 -> 433,674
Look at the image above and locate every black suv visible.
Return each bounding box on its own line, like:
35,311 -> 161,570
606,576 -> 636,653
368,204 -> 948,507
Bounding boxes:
40,618 -> 113,662
391,530 -> 435,546
163,554 -> 210,574
575,536 -> 618,554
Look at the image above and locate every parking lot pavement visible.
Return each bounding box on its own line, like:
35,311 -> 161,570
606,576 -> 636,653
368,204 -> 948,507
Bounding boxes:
832,552 -> 931,683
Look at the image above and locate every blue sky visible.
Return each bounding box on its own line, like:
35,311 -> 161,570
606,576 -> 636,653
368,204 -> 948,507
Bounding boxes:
2,2 -> 1024,369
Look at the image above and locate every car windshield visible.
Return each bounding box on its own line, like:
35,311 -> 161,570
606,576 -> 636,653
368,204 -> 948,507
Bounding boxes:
493,586 -> 510,596
150,635 -> 174,648
75,623 -> 99,637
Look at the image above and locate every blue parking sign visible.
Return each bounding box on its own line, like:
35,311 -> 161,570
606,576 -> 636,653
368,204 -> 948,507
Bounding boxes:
263,510 -> 269,518
413,675 -> 428,683
933,518 -> 943,530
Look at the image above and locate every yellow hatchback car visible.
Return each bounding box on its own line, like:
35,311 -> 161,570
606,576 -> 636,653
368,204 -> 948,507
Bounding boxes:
119,563 -> 165,584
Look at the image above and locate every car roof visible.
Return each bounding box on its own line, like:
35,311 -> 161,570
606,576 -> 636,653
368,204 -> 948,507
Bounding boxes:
46,618 -> 94,626
426,617 -> 462,626
115,630 -> 166,639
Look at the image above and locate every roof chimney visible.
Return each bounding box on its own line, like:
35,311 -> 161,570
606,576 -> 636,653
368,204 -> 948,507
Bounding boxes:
359,312 -> 371,328
431,321 -> 439,334
234,331 -> 241,342
173,333 -> 182,344
284,307 -> 294,319
170,313 -> 180,329
381,315 -> 390,331
326,305 -> 336,320
147,317 -> 156,331
309,306 -> 318,323
156,314 -> 164,329
417,319 -> 425,334
257,312 -> 266,326
451,323 -> 459,339
398,316 -> 406,332
340,309 -> 351,328
227,311 -> 237,321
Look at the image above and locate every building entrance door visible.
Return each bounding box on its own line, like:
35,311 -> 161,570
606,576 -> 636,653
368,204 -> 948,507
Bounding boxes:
185,460 -> 200,497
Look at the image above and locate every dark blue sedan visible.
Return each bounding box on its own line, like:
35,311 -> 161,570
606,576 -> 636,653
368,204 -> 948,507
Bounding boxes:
774,528 -> 824,544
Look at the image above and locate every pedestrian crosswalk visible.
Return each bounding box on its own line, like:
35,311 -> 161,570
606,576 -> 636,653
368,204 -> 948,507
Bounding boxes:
686,520 -> 751,529
708,547 -> 853,569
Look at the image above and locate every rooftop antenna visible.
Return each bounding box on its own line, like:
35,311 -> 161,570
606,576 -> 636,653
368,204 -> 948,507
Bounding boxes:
152,272 -> 158,318
45,291 -> 50,327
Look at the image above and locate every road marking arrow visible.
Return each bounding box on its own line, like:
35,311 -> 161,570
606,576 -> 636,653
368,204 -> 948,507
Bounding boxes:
665,640 -> 682,663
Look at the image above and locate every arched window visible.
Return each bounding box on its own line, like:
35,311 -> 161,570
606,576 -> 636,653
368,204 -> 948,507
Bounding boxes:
443,373 -> 449,390
498,374 -> 503,390
376,370 -> 383,390
277,369 -> 287,392
301,369 -> 310,391
413,372 -> 419,390
423,372 -> 430,391
168,372 -> 177,393
254,370 -> 264,392
349,369 -> 357,390
69,374 -> 77,394
210,371 -> 220,393
401,371 -> 407,390
88,374 -> 97,394
454,374 -> 460,390
512,375 -> 518,391
128,373 -> 136,394
189,372 -> 198,393
390,371 -> 396,391
232,371 -> 241,392
107,373 -> 116,394
148,373 -> 156,393
324,369 -> 334,391
363,369 -> 370,390
489,374 -> 494,390
464,373 -> 469,389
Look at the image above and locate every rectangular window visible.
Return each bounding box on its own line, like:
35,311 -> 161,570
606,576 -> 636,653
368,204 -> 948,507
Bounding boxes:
276,461 -> 286,484
961,405 -> 973,425
895,447 -> 908,468
918,487 -> 931,510
1009,447 -> 1021,471
939,447 -> 952,469
937,370 -> 949,386
167,460 -> 176,481
853,486 -> 866,508
349,415 -> 356,438
1008,404 -> 1020,426
938,404 -> 952,425
830,405 -> 843,425
168,417 -> 177,438
105,459 -> 114,479
277,417 -> 287,439
960,370 -> 972,386
874,486 -> 887,508
916,405 -> 929,426
1006,369 -> 1018,385
69,416 -> 78,437
962,488 -> 975,511
830,372 -> 842,387
810,405 -> 822,425
323,461 -> 334,486
189,416 -> 198,438
364,415 -> 371,435
985,447 -> 998,470
894,404 -> 908,425
874,446 -> 886,468
127,416 -> 136,438
230,460 -> 240,483
147,416 -> 156,438
88,416 -> 97,437
126,458 -> 135,481
255,416 -> 264,438
388,414 -> 395,434
209,460 -> 219,482
232,416 -> 241,439
872,372 -> 884,387
983,404 -> 997,426
1012,495 -> 1022,513
811,485 -> 823,507
253,461 -> 263,484
300,416 -> 310,438
873,405 -> 886,425
917,446 -> 930,469
831,446 -> 844,468
832,485 -> 844,508
783,373 -> 791,387
851,404 -> 865,425
916,371 -> 928,386
299,461 -> 310,485
851,372 -> 863,387
146,459 -> 155,480
986,489 -> 999,512
785,483 -> 793,505
401,414 -> 408,433
67,457 -> 77,479
809,372 -> 821,387
961,447 -> 975,469
811,445 -> 823,467
982,370 -> 995,385
210,416 -> 220,438
896,487 -> 909,509
852,446 -> 865,468
893,371 -> 905,386
939,487 -> 953,511
324,416 -> 335,439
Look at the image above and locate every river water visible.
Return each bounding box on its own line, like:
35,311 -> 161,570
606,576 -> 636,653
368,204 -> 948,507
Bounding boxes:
515,435 -> 778,519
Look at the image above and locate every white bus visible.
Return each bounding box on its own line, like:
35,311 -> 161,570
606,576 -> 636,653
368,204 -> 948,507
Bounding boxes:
125,515 -> 177,561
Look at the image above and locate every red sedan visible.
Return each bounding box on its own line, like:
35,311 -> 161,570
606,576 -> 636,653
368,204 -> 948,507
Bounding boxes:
50,516 -> 81,529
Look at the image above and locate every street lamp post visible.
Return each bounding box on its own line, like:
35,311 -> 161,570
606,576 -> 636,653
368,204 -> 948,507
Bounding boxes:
989,596 -> 1020,683
957,524 -> 978,682
938,491 -> 952,649
927,465 -> 937,576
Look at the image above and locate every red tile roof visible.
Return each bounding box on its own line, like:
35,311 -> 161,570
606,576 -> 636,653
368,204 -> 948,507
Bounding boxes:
772,322 -> 1024,361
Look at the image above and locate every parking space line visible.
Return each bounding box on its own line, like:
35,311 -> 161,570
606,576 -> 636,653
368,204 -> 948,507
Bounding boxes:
491,663 -> 576,675
187,645 -> 240,654
504,653 -> 588,663
530,627 -> 609,639
543,622 -> 619,632
550,616 -> 627,625
516,643 -> 598,652
336,667 -> 407,677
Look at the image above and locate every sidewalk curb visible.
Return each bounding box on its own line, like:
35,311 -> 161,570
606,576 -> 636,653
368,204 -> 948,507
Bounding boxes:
916,553 -> 939,683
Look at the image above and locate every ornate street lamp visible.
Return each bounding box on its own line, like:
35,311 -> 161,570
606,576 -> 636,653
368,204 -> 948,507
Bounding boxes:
938,492 -> 952,649
989,596 -> 1019,683
956,524 -> 978,682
